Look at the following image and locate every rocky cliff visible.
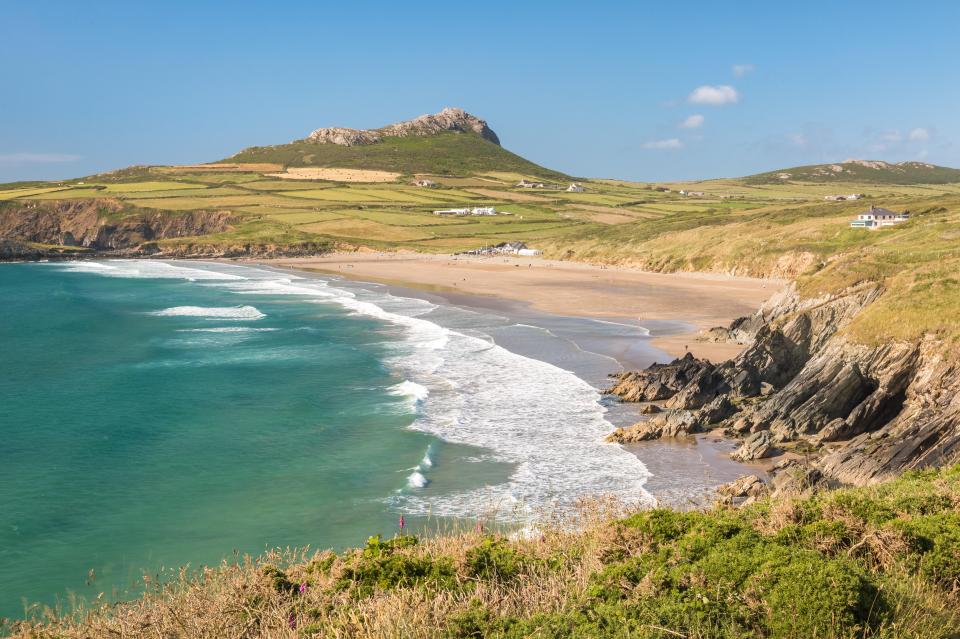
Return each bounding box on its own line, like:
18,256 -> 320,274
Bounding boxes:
306,107 -> 500,146
607,283 -> 960,487
0,199 -> 331,260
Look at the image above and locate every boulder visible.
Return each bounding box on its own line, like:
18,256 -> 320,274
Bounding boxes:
732,430 -> 778,462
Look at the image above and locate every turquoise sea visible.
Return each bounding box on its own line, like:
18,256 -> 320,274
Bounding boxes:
0,260 -> 656,618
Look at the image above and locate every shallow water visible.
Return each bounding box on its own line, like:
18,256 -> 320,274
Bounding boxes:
0,260 -> 658,617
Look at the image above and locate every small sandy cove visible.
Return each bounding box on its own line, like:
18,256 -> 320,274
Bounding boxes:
263,252 -> 785,363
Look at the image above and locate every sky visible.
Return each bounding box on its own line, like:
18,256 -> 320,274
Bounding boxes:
2,1 -> 959,182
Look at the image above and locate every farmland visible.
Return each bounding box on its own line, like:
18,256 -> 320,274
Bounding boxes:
6,162 -> 958,257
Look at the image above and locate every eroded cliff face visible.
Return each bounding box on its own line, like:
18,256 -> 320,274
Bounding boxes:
607,283 -> 960,486
0,199 -> 331,259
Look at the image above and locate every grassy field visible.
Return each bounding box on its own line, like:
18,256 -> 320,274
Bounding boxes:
8,466 -> 960,638
224,132 -> 571,181
3,160 -> 960,345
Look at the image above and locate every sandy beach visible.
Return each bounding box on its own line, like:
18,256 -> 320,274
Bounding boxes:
261,252 -> 785,362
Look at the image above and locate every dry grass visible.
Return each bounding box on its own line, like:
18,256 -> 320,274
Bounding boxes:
267,168 -> 402,183
7,469 -> 960,639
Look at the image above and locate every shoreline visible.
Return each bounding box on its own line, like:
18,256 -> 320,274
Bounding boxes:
264,260 -> 770,505
253,252 -> 785,362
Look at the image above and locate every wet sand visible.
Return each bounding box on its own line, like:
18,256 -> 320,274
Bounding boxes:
265,264 -> 764,506
263,252 -> 784,362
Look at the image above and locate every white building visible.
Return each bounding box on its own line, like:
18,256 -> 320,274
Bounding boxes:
850,206 -> 909,229
433,206 -> 497,217
415,179 -> 437,188
825,193 -> 864,201
460,241 -> 541,256
679,189 -> 704,197
517,179 -> 545,188
566,183 -> 585,192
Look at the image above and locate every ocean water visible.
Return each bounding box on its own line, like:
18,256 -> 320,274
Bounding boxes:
0,260 -> 653,617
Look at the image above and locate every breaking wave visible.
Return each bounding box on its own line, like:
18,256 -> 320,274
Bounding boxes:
55,259 -> 652,520
151,305 -> 266,320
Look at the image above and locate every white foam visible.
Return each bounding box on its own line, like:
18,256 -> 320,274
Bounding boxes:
407,471 -> 429,489
151,305 -> 266,320
60,259 -> 653,520
420,444 -> 434,469
177,327 -> 279,333
389,380 -> 430,402
54,260 -> 245,281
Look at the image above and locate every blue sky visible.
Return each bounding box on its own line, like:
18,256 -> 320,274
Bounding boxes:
2,1 -> 958,182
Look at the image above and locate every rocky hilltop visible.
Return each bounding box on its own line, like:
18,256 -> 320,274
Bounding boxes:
745,159 -> 960,184
607,283 -> 960,490
305,107 -> 501,146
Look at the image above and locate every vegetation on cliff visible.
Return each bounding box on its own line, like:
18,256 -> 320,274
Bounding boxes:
7,466 -> 960,638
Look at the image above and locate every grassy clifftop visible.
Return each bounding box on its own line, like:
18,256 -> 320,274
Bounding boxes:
8,466 -> 960,638
538,192 -> 960,347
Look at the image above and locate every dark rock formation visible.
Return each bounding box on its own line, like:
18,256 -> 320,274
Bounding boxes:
606,282 -> 960,487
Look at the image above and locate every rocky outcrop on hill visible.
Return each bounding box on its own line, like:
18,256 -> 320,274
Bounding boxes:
608,283 -> 960,487
306,107 -> 500,146
0,199 -> 333,260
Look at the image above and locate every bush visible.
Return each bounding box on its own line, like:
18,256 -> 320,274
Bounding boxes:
336,535 -> 457,596
464,537 -> 525,581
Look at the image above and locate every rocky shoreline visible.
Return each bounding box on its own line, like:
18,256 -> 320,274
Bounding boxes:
0,199 -> 334,261
605,281 -> 960,496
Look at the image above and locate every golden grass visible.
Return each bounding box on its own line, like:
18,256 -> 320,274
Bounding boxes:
8,468 -> 960,639
160,163 -> 284,173
295,219 -> 434,241
266,168 -> 402,183
0,186 -> 71,199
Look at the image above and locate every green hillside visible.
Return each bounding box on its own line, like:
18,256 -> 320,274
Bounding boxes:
744,160 -> 960,185
222,131 -> 570,181
9,466 -> 960,638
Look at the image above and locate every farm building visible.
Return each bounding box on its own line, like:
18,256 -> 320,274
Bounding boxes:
679,190 -> 704,197
825,193 -> 864,201
849,206 -> 909,229
517,179 -> 545,188
566,183 -> 585,192
434,206 -> 498,217
415,179 -> 438,188
460,241 -> 541,256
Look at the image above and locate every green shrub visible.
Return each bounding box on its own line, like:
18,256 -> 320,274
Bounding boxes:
336,535 -> 457,596
890,513 -> 960,589
759,555 -> 885,638
464,537 -> 525,581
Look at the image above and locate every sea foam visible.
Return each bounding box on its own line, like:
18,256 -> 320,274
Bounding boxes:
58,259 -> 653,520
151,305 -> 266,320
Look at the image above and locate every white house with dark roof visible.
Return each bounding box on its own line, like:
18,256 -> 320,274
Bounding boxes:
850,205 -> 910,229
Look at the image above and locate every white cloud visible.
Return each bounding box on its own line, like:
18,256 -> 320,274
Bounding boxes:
688,85 -> 739,106
732,64 -> 755,77
679,114 -> 705,129
0,152 -> 82,164
643,138 -> 683,150
880,130 -> 903,143
908,128 -> 930,142
787,133 -> 808,148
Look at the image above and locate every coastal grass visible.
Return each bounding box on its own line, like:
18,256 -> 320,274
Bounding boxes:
7,466 -> 960,638
5,162 -> 960,346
